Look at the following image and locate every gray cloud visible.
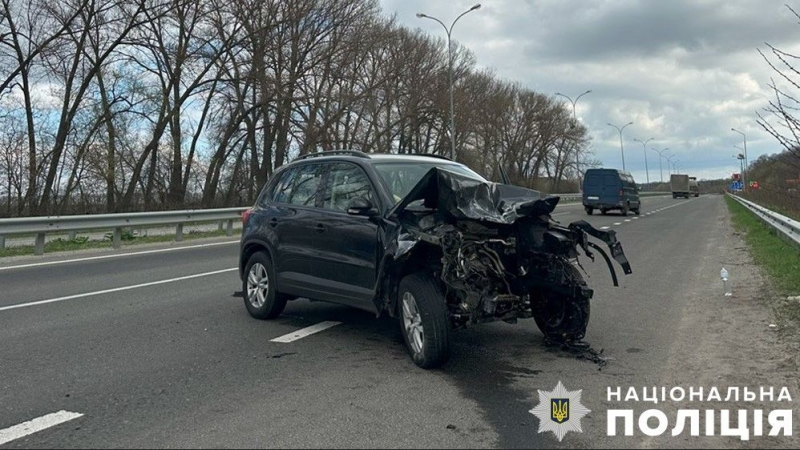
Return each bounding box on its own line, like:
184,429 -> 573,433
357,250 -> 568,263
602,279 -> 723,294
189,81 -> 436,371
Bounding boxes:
381,0 -> 799,181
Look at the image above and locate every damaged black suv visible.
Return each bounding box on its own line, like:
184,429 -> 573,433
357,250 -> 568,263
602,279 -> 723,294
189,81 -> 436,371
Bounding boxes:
239,151 -> 631,368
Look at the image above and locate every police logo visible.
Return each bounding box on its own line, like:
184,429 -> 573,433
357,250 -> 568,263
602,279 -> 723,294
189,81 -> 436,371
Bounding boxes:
530,381 -> 590,442
551,398 -> 569,423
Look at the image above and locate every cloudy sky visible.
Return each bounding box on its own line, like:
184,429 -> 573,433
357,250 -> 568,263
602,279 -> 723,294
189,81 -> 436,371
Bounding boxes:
378,0 -> 800,182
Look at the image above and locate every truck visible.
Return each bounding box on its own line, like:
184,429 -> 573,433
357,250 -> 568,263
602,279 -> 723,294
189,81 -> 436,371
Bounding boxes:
689,177 -> 699,197
670,174 -> 691,199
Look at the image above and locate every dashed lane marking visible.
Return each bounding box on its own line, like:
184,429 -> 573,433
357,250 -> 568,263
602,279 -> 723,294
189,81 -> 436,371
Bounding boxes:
270,321 -> 343,343
0,411 -> 83,446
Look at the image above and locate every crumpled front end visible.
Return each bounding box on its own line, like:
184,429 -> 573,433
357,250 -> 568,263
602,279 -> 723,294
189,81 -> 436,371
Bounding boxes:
376,167 -> 632,331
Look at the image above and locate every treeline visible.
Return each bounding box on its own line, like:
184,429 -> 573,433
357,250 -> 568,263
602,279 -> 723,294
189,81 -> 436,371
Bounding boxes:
0,0 -> 590,217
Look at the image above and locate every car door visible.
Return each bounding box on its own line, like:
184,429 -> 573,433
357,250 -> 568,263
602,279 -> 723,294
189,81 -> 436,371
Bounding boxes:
270,163 -> 328,293
310,162 -> 380,311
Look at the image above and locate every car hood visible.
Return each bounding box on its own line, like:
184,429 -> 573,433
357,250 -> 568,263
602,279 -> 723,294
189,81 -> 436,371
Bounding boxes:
386,167 -> 560,224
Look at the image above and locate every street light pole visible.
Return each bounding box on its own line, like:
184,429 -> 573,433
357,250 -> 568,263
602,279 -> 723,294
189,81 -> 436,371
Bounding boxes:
608,121 -> 634,171
633,137 -> 654,184
666,154 -> 675,175
731,128 -> 748,192
555,90 -> 592,191
417,4 -> 482,161
651,147 -> 668,183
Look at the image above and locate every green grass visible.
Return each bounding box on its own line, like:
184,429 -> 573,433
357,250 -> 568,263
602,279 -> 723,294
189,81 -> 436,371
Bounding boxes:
726,196 -> 800,293
726,196 -> 800,325
0,229 -> 233,258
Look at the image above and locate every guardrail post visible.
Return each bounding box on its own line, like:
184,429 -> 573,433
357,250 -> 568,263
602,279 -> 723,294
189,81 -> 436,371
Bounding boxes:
0,235 -> 5,249
35,233 -> 45,255
176,223 -> 183,242
68,231 -> 76,241
226,219 -> 233,236
113,227 -> 122,249
218,221 -> 224,232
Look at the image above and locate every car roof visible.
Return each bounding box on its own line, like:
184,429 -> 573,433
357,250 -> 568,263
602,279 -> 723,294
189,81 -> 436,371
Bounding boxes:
287,151 -> 460,166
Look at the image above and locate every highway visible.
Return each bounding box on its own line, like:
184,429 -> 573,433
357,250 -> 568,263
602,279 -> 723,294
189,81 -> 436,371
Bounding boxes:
1,194 -> 798,448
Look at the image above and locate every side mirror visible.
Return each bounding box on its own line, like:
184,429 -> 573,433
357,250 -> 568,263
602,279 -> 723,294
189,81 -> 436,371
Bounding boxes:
346,197 -> 378,216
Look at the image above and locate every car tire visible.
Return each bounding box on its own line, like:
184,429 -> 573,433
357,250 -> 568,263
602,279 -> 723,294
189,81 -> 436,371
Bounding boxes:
633,208 -> 640,215
398,273 -> 450,369
585,207 -> 593,215
621,203 -> 629,216
532,263 -> 590,343
600,209 -> 608,215
242,251 -> 288,320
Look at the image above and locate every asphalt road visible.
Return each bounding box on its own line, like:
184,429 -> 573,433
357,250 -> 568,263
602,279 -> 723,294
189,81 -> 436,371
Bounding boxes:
0,194 -> 797,448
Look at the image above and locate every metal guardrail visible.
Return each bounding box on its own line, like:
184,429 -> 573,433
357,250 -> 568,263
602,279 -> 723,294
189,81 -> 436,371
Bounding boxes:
728,193 -> 800,250
0,207 -> 248,255
0,190 -> 674,255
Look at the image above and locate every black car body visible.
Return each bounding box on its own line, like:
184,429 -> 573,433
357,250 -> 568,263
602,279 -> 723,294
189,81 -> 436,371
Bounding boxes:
582,168 -> 641,216
240,151 -> 632,368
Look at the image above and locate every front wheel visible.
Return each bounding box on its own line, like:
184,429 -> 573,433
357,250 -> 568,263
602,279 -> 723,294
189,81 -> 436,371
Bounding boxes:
398,273 -> 450,369
532,263 -> 590,343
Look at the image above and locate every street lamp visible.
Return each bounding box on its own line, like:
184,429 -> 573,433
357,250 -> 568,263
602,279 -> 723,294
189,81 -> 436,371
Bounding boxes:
417,4 -> 482,161
633,137 -> 654,184
555,90 -> 592,191
666,154 -> 675,175
651,147 -> 669,183
731,128 -> 748,192
608,121 -> 634,171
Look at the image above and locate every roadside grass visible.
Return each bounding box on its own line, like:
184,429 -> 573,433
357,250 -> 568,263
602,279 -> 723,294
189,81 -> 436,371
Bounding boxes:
0,228 -> 232,258
726,196 -> 800,324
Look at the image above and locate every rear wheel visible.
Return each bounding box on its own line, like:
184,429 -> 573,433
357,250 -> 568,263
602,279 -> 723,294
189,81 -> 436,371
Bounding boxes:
398,273 -> 450,369
532,262 -> 590,343
633,207 -> 640,215
600,209 -> 608,215
620,203 -> 629,216
585,207 -> 593,215
243,252 -> 288,320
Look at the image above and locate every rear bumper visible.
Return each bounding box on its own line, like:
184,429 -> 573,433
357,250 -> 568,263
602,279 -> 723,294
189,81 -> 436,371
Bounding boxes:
583,200 -> 626,209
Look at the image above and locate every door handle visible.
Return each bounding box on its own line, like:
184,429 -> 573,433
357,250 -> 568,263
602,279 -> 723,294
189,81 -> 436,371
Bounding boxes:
315,223 -> 326,233
269,218 -> 278,227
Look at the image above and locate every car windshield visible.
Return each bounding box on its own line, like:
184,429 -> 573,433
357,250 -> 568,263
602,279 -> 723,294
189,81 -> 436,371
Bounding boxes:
373,162 -> 487,204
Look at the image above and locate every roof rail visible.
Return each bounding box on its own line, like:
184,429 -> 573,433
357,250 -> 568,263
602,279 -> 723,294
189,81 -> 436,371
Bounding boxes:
414,153 -> 451,161
296,150 -> 371,160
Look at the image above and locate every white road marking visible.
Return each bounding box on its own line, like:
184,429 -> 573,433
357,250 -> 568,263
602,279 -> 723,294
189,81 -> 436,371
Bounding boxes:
624,219 -> 631,222
0,411 -> 83,446
0,268 -> 237,312
633,217 -> 639,220
614,222 -> 622,225
0,240 -> 238,272
600,226 -> 610,230
271,321 -> 343,343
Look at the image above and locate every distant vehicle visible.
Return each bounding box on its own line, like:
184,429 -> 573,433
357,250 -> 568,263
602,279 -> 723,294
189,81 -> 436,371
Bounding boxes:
582,168 -> 641,216
689,177 -> 699,197
671,174 -> 691,199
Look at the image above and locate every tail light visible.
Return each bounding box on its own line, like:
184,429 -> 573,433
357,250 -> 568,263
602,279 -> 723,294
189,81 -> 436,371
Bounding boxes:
242,208 -> 253,225
619,189 -> 624,197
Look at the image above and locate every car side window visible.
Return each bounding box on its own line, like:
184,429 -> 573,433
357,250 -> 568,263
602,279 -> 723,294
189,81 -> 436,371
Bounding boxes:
269,168 -> 298,204
287,164 -> 324,207
322,163 -> 376,212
